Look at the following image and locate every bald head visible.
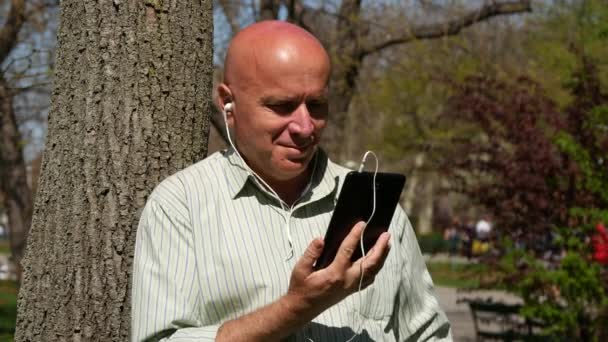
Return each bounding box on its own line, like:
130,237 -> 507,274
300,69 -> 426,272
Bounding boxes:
216,21 -> 331,193
223,21 -> 330,87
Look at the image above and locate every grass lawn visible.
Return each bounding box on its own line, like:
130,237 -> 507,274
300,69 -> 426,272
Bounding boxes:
427,261 -> 488,289
0,280 -> 17,342
0,240 -> 9,256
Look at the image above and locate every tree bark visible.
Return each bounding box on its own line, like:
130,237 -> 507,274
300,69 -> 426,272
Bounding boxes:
15,1 -> 213,341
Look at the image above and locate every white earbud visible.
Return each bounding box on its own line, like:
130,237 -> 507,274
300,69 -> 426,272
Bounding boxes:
224,102 -> 233,113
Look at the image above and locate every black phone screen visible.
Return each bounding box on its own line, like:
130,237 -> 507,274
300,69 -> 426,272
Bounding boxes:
314,171 -> 406,270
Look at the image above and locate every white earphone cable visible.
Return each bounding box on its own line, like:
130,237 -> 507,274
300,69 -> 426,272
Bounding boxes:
309,151 -> 379,342
343,150 -> 379,342
222,106 -> 294,257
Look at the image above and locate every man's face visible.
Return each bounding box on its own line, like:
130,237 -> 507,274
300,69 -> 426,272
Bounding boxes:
223,42 -> 330,183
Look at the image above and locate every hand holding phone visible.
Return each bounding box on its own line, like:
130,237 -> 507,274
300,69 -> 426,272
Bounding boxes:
314,171 -> 406,270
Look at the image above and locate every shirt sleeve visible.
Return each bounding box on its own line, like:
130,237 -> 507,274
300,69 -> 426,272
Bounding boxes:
392,207 -> 453,341
131,183 -> 219,341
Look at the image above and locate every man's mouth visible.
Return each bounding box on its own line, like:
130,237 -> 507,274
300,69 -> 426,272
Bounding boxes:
282,141 -> 312,151
291,143 -> 316,154
280,144 -> 315,163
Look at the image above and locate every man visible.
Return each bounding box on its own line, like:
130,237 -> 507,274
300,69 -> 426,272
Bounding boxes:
475,216 -> 492,241
131,21 -> 451,341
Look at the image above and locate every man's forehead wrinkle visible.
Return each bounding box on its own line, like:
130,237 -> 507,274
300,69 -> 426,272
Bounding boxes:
251,36 -> 263,86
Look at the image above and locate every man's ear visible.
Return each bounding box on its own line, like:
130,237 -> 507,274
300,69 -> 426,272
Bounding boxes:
217,83 -> 235,126
217,84 -> 233,112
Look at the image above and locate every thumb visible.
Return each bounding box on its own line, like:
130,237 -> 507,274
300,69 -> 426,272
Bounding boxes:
295,238 -> 324,272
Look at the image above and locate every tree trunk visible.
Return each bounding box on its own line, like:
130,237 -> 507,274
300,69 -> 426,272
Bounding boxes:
403,153 -> 425,214
417,175 -> 434,235
0,75 -> 32,283
325,0 -> 362,163
15,1 -> 213,341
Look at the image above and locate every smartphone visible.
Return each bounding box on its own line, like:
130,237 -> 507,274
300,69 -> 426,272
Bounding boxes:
314,171 -> 406,270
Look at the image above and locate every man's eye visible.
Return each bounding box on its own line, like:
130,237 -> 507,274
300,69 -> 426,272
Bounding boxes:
307,101 -> 328,109
268,102 -> 297,114
307,101 -> 329,117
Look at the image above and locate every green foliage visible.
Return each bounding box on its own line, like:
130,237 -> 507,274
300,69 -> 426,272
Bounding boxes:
555,131 -> 608,202
498,212 -> 607,339
569,207 -> 608,225
524,0 -> 608,107
416,232 -> 446,255
365,0 -> 608,173
364,5 -> 608,339
0,241 -> 9,256
501,215 -> 608,340
0,280 -> 17,341
443,8 -> 608,336
500,90 -> 608,340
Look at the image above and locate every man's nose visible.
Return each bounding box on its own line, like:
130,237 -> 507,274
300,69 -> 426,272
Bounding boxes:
289,104 -> 315,136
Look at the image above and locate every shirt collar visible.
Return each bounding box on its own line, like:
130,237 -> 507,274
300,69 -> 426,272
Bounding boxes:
222,148 -> 251,198
222,147 -> 339,205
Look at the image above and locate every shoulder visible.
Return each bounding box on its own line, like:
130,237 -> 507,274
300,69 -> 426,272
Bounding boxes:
390,204 -> 412,242
173,150 -> 228,189
324,156 -> 355,191
147,151 -> 228,212
326,158 -> 352,177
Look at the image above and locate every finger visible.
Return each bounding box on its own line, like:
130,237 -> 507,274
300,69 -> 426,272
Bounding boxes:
372,249 -> 391,277
349,263 -> 377,292
330,221 -> 365,270
353,232 -> 391,276
360,274 -> 376,289
366,232 -> 391,273
295,238 -> 324,274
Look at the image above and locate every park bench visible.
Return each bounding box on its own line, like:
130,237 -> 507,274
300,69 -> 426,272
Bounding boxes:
461,298 -> 547,341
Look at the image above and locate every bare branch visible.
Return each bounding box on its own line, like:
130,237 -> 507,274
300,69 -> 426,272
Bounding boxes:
258,0 -> 280,21
10,80 -> 52,91
24,0 -> 57,33
217,0 -> 241,35
283,0 -> 312,31
0,0 -> 26,64
360,0 -> 531,58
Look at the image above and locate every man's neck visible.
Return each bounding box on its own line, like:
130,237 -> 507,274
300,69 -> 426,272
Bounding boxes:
264,170 -> 311,207
233,146 -> 318,207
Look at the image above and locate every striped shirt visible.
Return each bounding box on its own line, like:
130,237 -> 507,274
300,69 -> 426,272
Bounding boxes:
131,148 -> 452,341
